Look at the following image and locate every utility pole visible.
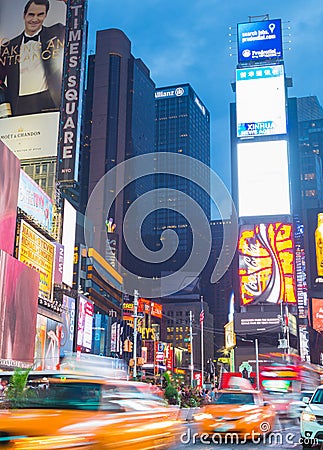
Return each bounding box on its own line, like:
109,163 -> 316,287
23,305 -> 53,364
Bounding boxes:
255,338 -> 260,390
189,311 -> 194,387
133,290 -> 139,380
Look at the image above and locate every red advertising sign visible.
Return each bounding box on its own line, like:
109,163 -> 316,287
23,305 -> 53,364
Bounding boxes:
238,223 -> 297,305
194,372 -> 202,388
312,298 -> 323,333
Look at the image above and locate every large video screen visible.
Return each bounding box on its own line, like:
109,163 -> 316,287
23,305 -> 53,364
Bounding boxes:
0,0 -> 66,159
305,208 -> 323,292
238,223 -> 297,306
236,65 -> 286,138
237,19 -> 283,64
237,140 -> 291,217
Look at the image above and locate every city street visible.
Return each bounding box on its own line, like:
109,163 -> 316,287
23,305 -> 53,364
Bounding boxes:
172,418 -> 304,449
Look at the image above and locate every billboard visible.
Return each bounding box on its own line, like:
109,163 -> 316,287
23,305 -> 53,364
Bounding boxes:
312,298 -> 323,333
57,0 -> 87,182
305,208 -> 323,292
18,169 -> 53,232
77,295 -> 94,353
237,19 -> 283,64
237,140 -> 290,217
17,219 -> 55,301
236,65 -> 286,138
60,295 -> 75,357
0,0 -> 67,159
34,314 -> 62,370
61,199 -> 76,287
234,312 -> 281,334
0,113 -> 60,159
0,140 -> 20,255
238,223 -> 297,306
0,248 -> 39,366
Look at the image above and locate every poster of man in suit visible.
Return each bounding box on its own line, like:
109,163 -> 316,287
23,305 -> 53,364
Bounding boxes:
0,0 -> 67,117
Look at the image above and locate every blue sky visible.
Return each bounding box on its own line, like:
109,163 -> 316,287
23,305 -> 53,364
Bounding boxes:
87,0 -> 323,192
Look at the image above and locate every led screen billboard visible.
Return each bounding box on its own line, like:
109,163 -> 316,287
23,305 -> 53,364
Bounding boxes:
305,208 -> 323,292
77,295 -> 94,353
34,314 -> 62,370
237,19 -> 283,64
236,65 -> 286,137
238,223 -> 297,306
17,219 -> 55,301
0,0 -> 67,159
234,312 -> 281,334
18,169 -> 53,232
0,248 -> 39,366
61,199 -> 76,287
237,140 -> 290,217
312,298 -> 323,333
0,140 -> 20,255
61,295 -> 76,357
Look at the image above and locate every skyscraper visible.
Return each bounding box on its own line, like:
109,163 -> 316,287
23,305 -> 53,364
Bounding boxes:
85,28 -> 156,266
152,84 -> 211,276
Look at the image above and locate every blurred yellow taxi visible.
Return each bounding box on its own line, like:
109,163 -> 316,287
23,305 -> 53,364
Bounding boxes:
194,389 -> 276,439
0,374 -> 182,449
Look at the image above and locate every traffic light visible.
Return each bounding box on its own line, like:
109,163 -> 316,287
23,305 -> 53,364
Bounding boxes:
123,339 -> 133,353
187,343 -> 192,353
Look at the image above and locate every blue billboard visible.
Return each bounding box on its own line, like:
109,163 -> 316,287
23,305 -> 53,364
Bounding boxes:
237,19 -> 283,64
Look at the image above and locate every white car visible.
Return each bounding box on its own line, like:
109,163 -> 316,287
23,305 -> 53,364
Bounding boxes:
300,386 -> 323,449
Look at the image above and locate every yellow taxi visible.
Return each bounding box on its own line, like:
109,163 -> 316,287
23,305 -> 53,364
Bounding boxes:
0,374 -> 183,449
194,388 -> 276,440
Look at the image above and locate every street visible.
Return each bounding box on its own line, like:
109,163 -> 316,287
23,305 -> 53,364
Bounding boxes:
171,418 -> 306,449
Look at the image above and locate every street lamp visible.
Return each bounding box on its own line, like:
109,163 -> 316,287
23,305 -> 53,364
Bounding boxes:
242,338 -> 260,390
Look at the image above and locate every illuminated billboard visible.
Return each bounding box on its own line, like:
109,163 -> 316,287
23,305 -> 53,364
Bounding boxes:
0,140 -> 20,255
237,140 -> 291,217
0,0 -> 66,160
17,219 -> 55,301
61,199 -> 76,287
305,208 -> 323,291
77,295 -> 94,353
18,169 -> 53,232
237,19 -> 283,64
312,298 -> 323,333
238,223 -> 297,306
34,314 -> 62,370
236,65 -> 286,137
0,248 -> 39,366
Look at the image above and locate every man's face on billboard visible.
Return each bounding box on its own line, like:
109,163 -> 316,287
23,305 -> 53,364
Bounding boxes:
24,3 -> 47,35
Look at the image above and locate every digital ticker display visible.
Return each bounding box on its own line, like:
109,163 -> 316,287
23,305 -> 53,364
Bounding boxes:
236,65 -> 287,138
237,19 -> 283,64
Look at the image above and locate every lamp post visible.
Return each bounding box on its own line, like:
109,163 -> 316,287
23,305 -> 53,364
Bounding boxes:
133,290 -> 139,380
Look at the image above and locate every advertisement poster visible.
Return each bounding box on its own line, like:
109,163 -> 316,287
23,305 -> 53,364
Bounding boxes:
0,0 -> 66,158
18,219 -> 55,301
18,168 -> 53,232
312,298 -> 323,333
0,140 -> 20,255
34,314 -> 62,370
238,223 -> 297,306
77,295 -> 94,353
306,209 -> 323,292
237,19 -> 283,64
60,295 -> 75,357
0,248 -> 39,366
